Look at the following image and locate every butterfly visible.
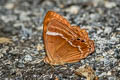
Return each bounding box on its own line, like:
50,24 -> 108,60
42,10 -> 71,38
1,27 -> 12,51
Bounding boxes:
43,11 -> 95,65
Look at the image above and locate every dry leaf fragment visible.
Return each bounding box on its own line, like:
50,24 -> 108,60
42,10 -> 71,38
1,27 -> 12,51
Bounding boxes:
0,37 -> 12,44
75,65 -> 98,80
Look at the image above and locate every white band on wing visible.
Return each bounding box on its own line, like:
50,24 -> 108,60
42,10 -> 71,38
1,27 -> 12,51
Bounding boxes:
46,31 -> 63,36
46,31 -> 82,53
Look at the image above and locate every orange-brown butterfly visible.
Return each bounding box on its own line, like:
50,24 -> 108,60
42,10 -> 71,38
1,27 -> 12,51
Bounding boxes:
43,11 -> 95,65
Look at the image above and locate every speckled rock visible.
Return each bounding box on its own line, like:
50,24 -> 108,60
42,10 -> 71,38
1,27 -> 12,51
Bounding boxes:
0,0 -> 119,80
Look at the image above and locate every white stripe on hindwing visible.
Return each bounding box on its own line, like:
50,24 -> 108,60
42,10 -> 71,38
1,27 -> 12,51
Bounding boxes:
46,31 -> 63,36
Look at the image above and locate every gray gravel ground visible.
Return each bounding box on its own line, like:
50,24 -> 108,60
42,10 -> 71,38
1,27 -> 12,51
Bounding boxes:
0,0 -> 120,80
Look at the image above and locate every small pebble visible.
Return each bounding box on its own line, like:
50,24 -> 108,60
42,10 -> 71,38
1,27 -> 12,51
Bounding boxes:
4,3 -> 15,9
0,53 -> 3,58
90,13 -> 100,21
65,5 -> 79,14
105,1 -> 116,8
107,71 -> 112,75
97,29 -> 103,34
24,54 -> 32,62
37,44 -> 43,51
104,27 -> 112,34
99,72 -> 107,77
108,77 -> 116,80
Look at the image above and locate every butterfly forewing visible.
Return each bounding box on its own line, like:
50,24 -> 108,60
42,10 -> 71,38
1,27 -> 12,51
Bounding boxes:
45,20 -> 80,65
43,11 -> 71,36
